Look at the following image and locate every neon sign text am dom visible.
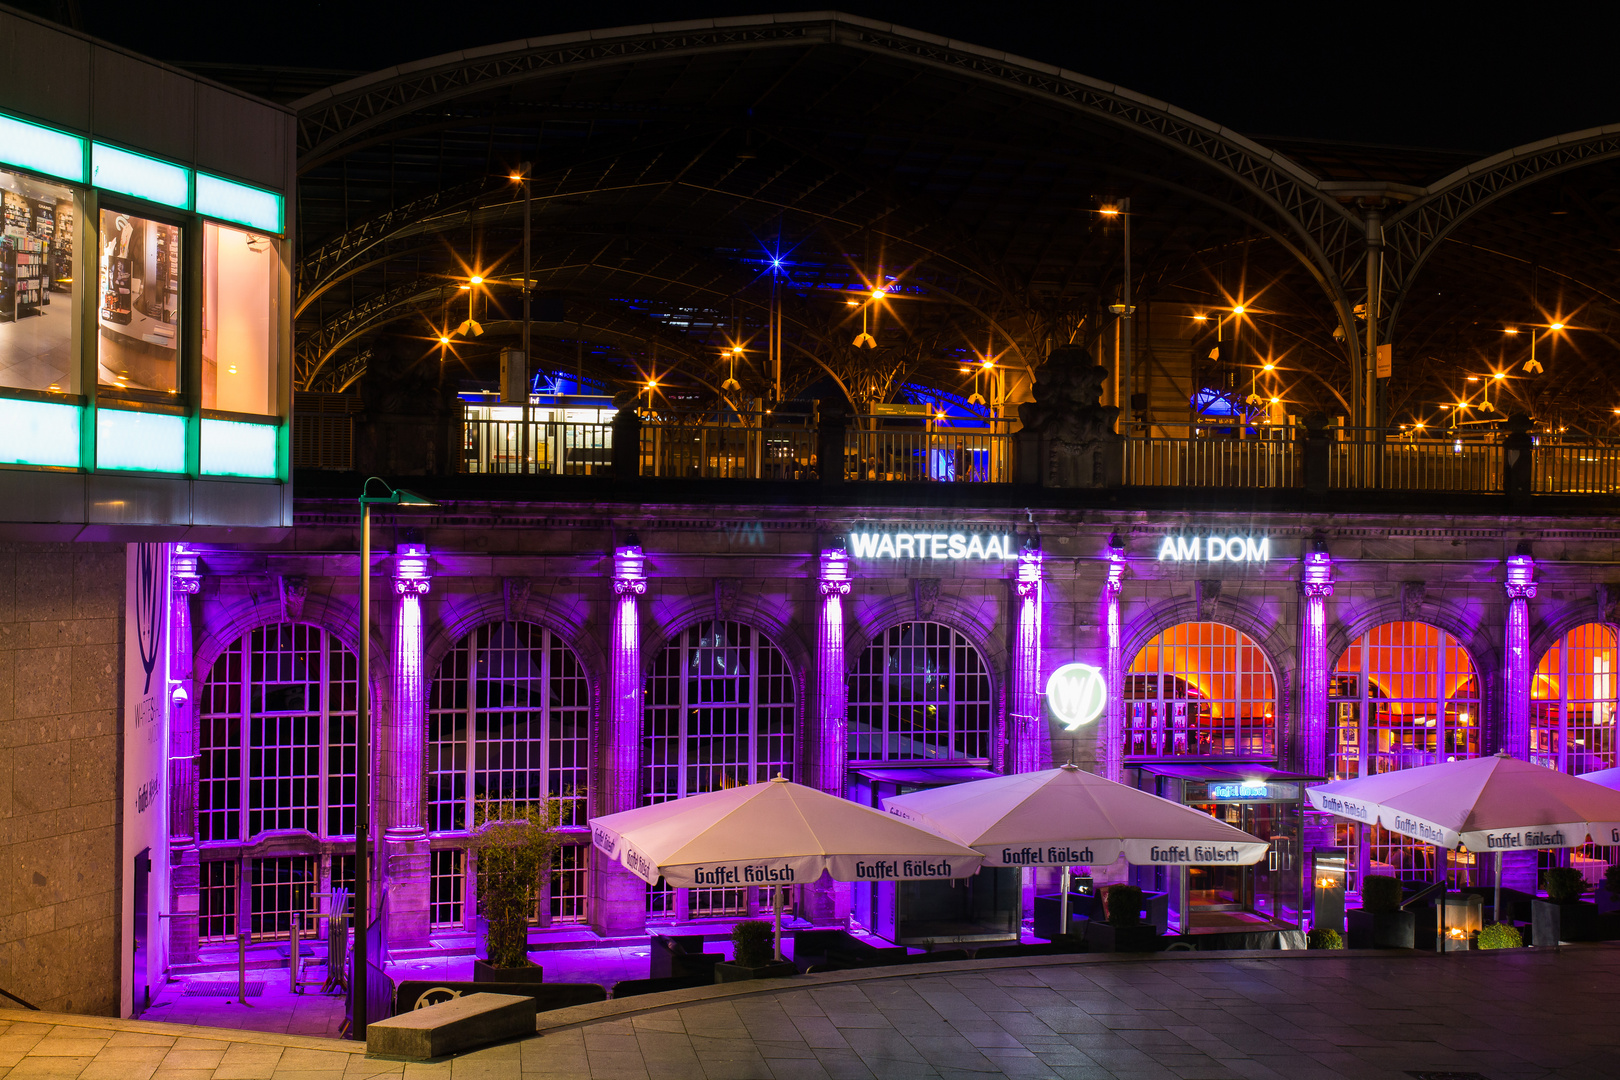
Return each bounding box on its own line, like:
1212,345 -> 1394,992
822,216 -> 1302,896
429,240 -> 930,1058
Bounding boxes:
1157,536 -> 1271,563
849,532 -> 1014,560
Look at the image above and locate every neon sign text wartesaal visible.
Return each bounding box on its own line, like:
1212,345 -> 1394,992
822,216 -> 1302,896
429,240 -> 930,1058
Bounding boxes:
849,532 -> 1015,560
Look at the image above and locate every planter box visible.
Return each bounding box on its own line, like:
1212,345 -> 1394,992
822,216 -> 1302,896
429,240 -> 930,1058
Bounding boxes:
1346,909 -> 1415,949
1532,900 -> 1600,945
1595,885 -> 1620,915
474,958 -> 543,983
714,960 -> 797,983
1085,922 -> 1161,953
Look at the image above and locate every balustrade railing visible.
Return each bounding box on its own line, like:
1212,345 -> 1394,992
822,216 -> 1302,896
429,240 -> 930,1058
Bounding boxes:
461,410 -> 613,475
1532,441 -> 1620,494
639,413 -> 817,480
844,420 -> 1016,483
1121,422 -> 1298,487
1329,431 -> 1503,492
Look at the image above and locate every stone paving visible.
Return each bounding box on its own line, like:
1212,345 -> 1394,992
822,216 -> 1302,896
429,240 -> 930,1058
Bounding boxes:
3,946 -> 1619,1079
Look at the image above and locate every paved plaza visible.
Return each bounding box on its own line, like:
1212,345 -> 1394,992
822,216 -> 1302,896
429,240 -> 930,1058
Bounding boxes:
3,946 -> 1618,1079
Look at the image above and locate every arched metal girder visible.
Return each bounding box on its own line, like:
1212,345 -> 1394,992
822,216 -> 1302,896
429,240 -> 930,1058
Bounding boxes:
291,13 -> 1366,363
1378,124 -> 1620,339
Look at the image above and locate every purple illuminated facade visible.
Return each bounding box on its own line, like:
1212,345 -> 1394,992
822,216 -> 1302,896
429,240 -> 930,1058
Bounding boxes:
141,502 -> 1611,947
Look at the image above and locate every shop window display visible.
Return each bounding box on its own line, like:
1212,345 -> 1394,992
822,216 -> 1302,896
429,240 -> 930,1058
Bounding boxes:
202,221 -> 279,415
1125,622 -> 1276,759
1330,621 -> 1480,885
847,621 -> 993,761
0,167 -> 79,393
98,207 -> 180,395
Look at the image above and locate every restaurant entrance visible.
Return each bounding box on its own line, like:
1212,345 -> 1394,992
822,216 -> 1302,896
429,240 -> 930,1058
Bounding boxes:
1130,765 -> 1309,935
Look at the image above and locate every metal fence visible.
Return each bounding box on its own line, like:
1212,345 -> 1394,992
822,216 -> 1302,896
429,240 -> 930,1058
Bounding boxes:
461,414 -> 613,475
1329,432 -> 1502,492
1122,423 -> 1298,487
845,422 -> 1015,483
1532,442 -> 1620,494
639,415 -> 817,479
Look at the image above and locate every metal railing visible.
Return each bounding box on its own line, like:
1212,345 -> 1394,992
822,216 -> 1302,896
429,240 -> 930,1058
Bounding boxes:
462,413 -> 614,475
845,420 -> 1016,483
640,413 -> 817,479
1533,442 -> 1620,494
1329,431 -> 1502,492
1122,422 -> 1298,487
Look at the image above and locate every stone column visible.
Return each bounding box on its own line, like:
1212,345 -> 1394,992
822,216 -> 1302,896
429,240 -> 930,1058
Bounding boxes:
166,545 -> 201,964
385,543 -> 431,950
1299,549 -> 1334,778
1102,542 -> 1126,782
1008,543 -> 1044,775
591,541 -> 647,935
806,544 -> 851,924
1502,552 -> 1536,760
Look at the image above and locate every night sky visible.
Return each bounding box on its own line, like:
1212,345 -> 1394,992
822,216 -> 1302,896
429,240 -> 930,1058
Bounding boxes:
54,0 -> 1620,155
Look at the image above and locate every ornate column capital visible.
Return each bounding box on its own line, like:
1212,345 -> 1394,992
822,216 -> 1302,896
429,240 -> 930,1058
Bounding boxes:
613,540 -> 647,596
614,576 -> 647,596
819,544 -> 851,596
1015,541 -> 1043,598
1301,548 -> 1334,599
172,544 -> 202,594
393,543 -> 431,596
1505,552 -> 1537,601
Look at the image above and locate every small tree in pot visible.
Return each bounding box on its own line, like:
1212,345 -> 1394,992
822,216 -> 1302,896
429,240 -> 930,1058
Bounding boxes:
472,799 -> 562,982
715,919 -> 797,983
1346,874 -> 1414,949
1085,884 -> 1161,952
1533,866 -> 1598,945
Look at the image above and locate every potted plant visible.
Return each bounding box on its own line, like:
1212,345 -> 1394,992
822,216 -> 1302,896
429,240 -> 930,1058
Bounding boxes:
1477,922 -> 1522,950
1532,866 -> 1597,946
1346,875 -> 1414,949
1306,928 -> 1343,949
471,799 -> 562,983
1084,884 -> 1161,953
1596,864 -> 1620,914
714,919 -> 797,982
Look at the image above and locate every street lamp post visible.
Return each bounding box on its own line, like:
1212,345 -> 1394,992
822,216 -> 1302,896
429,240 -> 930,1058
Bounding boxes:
352,478 -> 436,1041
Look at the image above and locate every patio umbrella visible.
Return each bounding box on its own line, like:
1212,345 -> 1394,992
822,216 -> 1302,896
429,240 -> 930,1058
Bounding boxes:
1308,753 -> 1620,927
590,776 -> 984,959
882,763 -> 1269,932
1577,765 -> 1620,791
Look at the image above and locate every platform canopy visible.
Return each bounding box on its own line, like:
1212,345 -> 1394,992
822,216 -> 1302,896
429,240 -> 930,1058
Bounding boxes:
882,763 -> 1269,867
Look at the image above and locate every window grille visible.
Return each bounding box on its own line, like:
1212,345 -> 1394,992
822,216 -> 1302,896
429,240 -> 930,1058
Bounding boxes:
1533,623 -> 1618,880
428,622 -> 591,832
848,621 -> 992,761
1126,622 -> 1276,759
199,860 -> 237,942
1332,622 -> 1480,886
549,844 -> 588,925
250,856 -> 316,939
430,849 -> 465,929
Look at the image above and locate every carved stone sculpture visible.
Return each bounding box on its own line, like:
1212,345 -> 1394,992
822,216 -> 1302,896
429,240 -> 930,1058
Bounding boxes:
1017,345 -> 1122,487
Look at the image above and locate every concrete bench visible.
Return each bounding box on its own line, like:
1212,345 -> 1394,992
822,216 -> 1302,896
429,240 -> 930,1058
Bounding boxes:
366,992 -> 535,1060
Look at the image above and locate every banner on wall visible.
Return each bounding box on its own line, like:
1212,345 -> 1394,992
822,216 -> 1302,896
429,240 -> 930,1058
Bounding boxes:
121,543 -> 171,1019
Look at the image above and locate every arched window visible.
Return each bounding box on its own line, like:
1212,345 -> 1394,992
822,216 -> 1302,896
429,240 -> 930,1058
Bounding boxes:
848,622 -> 993,761
197,622 -> 358,941
1533,623 -> 1618,775
1125,623 -> 1275,759
643,620 -> 796,802
426,621 -> 593,929
1331,622 -> 1480,884
427,621 -> 590,831
643,620 -> 797,919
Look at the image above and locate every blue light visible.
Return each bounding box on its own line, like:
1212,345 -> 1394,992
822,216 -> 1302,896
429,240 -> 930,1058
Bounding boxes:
0,398 -> 81,467
0,111 -> 86,183
201,418 -> 278,478
97,409 -> 186,472
92,143 -> 191,210
1191,388 -> 1242,417
196,173 -> 284,234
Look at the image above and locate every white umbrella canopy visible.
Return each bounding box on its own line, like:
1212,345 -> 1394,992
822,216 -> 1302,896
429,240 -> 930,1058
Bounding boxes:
1578,765 -> 1620,792
590,776 -> 985,887
1308,753 -> 1620,852
881,763 -> 1270,867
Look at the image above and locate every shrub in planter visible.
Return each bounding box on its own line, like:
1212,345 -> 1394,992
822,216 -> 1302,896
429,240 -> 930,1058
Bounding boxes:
1543,867 -> 1588,904
1599,864 -> 1620,915
1477,922 -> 1522,950
715,919 -> 796,983
1106,884 -> 1145,925
1306,928 -> 1344,950
1347,875 -> 1414,949
1086,885 -> 1160,953
473,799 -> 563,975
1534,867 -> 1600,945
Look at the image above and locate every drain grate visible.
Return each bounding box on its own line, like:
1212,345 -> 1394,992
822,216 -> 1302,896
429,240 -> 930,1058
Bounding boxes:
1406,1073 -> 1491,1080
184,981 -> 265,997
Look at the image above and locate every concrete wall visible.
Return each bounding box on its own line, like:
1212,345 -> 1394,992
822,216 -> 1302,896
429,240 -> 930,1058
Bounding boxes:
0,542 -> 125,1014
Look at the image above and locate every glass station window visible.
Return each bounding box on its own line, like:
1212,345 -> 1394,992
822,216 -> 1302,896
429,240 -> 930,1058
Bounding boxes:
1532,623 -> 1618,776
426,621 -> 590,832
97,207 -> 180,395
848,621 -> 993,761
202,221 -> 279,415
0,167 -> 80,393
1126,622 -> 1276,759
1331,622 -> 1480,885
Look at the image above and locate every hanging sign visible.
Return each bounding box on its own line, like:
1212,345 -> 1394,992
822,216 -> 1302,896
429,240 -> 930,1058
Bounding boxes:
1156,536 -> 1271,563
1045,663 -> 1106,730
849,531 -> 1014,561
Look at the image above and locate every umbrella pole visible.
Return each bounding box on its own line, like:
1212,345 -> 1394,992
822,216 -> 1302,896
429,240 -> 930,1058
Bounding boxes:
773,885 -> 783,961
1059,867 -> 1070,938
1494,851 -> 1502,928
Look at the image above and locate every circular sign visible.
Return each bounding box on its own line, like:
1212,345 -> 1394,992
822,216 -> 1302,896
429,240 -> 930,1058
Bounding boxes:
1045,663 -> 1106,730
